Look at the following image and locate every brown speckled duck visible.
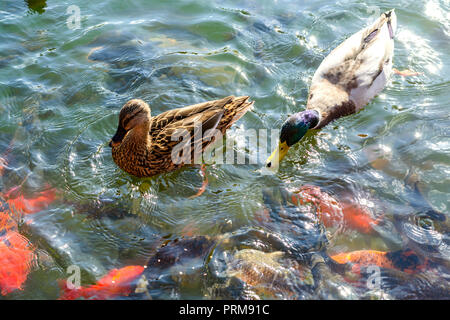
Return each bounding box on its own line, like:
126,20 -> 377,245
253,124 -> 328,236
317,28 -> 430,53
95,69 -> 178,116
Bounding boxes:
266,10 -> 398,169
109,96 -> 253,178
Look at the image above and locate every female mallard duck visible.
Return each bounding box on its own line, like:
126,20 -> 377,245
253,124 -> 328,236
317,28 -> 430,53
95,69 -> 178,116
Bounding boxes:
109,96 -> 253,178
266,10 -> 397,168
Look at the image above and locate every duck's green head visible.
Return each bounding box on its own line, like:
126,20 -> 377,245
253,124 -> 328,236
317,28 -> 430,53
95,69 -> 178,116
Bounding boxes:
266,110 -> 319,169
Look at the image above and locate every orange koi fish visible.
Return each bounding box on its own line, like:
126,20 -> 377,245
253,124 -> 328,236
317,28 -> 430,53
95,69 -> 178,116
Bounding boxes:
393,68 -> 422,77
291,185 -> 380,234
0,212 -> 36,295
331,249 -> 429,274
59,265 -> 145,300
0,210 -> 18,233
340,201 -> 380,234
3,186 -> 56,216
0,186 -> 57,295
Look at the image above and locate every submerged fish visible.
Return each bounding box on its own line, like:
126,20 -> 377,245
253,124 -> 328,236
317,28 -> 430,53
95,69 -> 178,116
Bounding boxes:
2,186 -> 56,216
0,187 -> 57,295
331,249 -> 430,274
59,265 -> 145,300
330,249 -> 450,299
0,209 -> 18,233
0,212 -> 36,295
291,185 -> 380,234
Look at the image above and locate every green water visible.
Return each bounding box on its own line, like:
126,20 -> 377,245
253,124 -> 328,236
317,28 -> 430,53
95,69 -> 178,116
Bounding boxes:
0,0 -> 449,299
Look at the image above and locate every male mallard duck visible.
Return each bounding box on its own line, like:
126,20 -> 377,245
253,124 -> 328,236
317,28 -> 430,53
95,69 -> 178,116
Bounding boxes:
266,10 -> 397,168
109,96 -> 253,178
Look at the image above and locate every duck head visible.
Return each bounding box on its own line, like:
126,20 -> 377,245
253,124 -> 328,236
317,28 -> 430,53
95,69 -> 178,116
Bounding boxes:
265,110 -> 319,169
109,99 -> 151,148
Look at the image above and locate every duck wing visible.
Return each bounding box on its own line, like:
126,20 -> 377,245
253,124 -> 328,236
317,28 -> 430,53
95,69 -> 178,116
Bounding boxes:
150,108 -> 224,155
149,96 -> 252,159
149,96 -> 236,138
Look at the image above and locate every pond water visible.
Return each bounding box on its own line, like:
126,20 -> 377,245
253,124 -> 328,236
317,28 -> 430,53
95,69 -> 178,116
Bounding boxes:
0,0 -> 448,299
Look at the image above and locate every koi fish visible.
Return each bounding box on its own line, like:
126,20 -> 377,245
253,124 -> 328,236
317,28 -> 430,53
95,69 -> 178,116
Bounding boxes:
3,187 -> 56,216
393,68 -> 422,77
0,216 -> 36,295
59,265 -> 145,300
331,249 -> 430,274
291,185 -> 380,234
340,201 -> 380,234
0,186 -> 57,295
0,210 -> 18,234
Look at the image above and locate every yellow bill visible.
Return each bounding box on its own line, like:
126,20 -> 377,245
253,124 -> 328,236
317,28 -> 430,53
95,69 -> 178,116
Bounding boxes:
265,141 -> 289,169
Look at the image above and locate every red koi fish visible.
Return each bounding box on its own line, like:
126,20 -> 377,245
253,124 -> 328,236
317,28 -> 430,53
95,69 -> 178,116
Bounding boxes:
0,212 -> 36,295
3,186 -> 56,216
331,249 -> 429,274
291,185 -> 380,234
0,210 -> 18,233
59,265 -> 145,300
0,186 -> 57,295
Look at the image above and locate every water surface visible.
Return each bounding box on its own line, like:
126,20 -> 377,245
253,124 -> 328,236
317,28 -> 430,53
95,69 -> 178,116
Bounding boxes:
0,0 -> 449,299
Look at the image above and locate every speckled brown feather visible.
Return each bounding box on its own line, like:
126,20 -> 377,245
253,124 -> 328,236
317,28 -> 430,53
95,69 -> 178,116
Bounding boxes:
111,96 -> 253,177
